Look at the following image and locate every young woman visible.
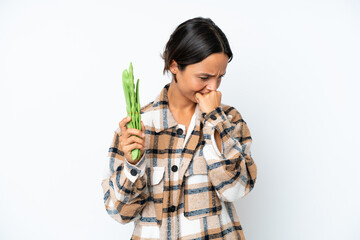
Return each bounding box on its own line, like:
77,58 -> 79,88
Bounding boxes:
102,17 -> 257,240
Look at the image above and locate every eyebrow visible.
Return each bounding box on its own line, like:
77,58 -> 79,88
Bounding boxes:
197,72 -> 226,77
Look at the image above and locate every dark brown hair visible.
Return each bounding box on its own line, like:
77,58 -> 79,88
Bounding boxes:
162,17 -> 233,76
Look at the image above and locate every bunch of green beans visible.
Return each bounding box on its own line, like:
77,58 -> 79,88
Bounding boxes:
122,62 -> 141,161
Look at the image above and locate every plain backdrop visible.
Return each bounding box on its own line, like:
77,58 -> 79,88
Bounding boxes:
1,0 -> 359,239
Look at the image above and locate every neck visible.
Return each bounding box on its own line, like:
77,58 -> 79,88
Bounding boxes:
167,80 -> 196,113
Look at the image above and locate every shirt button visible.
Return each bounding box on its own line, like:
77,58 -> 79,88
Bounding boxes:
170,205 -> 176,212
130,169 -> 137,176
210,115 -> 217,120
177,128 -> 183,135
171,165 -> 178,172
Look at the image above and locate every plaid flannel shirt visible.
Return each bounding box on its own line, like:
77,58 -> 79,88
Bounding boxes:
101,83 -> 257,240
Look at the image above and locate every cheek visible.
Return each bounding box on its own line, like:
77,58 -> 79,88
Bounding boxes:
191,78 -> 206,90
193,81 -> 205,90
192,84 -> 207,95
182,76 -> 203,91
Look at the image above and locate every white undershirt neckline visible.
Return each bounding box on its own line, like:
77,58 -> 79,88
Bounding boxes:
180,104 -> 222,156
179,104 -> 199,148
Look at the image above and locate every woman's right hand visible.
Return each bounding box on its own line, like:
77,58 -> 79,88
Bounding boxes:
119,116 -> 145,164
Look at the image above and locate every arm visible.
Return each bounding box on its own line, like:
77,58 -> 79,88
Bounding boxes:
101,127 -> 149,224
202,106 -> 257,202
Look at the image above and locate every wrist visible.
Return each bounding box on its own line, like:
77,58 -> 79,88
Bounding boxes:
127,159 -> 139,165
203,106 -> 222,120
202,106 -> 219,115
126,152 -> 144,165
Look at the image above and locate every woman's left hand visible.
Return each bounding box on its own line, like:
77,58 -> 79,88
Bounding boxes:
195,90 -> 222,114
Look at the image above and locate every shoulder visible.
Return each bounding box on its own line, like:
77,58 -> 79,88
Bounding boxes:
140,101 -> 154,114
139,101 -> 156,127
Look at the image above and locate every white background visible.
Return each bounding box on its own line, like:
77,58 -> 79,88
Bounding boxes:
1,0 -> 359,239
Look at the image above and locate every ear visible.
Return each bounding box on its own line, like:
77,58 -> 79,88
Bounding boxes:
169,60 -> 179,74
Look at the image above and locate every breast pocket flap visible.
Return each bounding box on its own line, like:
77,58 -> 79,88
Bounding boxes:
151,166 -> 165,185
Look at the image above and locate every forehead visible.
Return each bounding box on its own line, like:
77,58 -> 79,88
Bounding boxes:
187,53 -> 229,74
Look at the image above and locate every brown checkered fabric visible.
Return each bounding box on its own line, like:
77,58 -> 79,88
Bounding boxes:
101,83 -> 257,239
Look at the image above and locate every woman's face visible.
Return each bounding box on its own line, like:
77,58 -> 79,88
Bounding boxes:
170,53 -> 229,104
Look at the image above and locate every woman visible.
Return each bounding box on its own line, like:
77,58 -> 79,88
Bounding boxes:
101,17 -> 257,240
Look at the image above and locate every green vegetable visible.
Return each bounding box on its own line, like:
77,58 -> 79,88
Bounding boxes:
122,62 -> 141,161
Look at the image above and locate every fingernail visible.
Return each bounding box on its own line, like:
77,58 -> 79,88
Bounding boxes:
127,116 -> 130,120
142,133 -> 145,137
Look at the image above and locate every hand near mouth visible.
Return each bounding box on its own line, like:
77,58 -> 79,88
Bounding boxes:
195,90 -> 222,114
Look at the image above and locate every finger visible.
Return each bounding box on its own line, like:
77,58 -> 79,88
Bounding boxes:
119,116 -> 131,133
195,92 -> 203,103
217,91 -> 222,100
125,135 -> 144,146
127,142 -> 144,152
126,128 -> 145,138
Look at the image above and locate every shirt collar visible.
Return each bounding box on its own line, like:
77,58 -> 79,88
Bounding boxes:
151,83 -> 203,133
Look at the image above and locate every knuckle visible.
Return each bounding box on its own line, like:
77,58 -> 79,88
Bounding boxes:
131,130 -> 141,137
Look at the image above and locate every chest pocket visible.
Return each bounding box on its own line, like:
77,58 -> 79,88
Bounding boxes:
140,166 -> 165,226
183,155 -> 222,220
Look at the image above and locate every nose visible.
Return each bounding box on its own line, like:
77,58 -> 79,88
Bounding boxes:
207,79 -> 218,91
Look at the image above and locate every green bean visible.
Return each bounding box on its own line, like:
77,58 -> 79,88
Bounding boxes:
122,62 -> 142,160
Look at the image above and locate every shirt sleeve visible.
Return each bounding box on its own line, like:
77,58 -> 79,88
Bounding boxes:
124,154 -> 146,183
101,127 -> 149,224
201,106 -> 257,202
